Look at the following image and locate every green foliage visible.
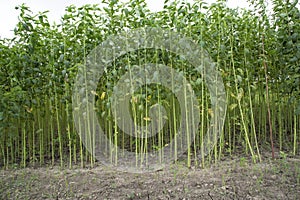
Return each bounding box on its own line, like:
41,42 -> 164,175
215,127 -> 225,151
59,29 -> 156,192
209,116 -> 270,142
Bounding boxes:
0,0 -> 299,168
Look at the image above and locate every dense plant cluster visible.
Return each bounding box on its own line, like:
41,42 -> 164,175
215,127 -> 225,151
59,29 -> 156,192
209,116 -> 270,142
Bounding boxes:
0,0 -> 299,168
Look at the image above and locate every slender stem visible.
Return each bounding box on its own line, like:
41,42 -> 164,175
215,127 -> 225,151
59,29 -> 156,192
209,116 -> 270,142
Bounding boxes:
261,34 -> 275,159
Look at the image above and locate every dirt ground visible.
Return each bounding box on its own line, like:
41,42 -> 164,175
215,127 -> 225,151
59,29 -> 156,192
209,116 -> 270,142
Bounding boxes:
1,154 -> 299,200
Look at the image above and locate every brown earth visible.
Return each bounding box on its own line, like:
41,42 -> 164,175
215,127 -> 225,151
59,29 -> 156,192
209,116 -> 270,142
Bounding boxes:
1,154 -> 299,200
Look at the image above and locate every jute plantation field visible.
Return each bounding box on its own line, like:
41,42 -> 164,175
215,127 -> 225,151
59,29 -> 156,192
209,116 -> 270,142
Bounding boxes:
0,0 -> 300,199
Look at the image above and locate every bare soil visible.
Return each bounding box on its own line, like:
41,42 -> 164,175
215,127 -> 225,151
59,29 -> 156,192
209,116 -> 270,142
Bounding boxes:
1,155 -> 299,200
